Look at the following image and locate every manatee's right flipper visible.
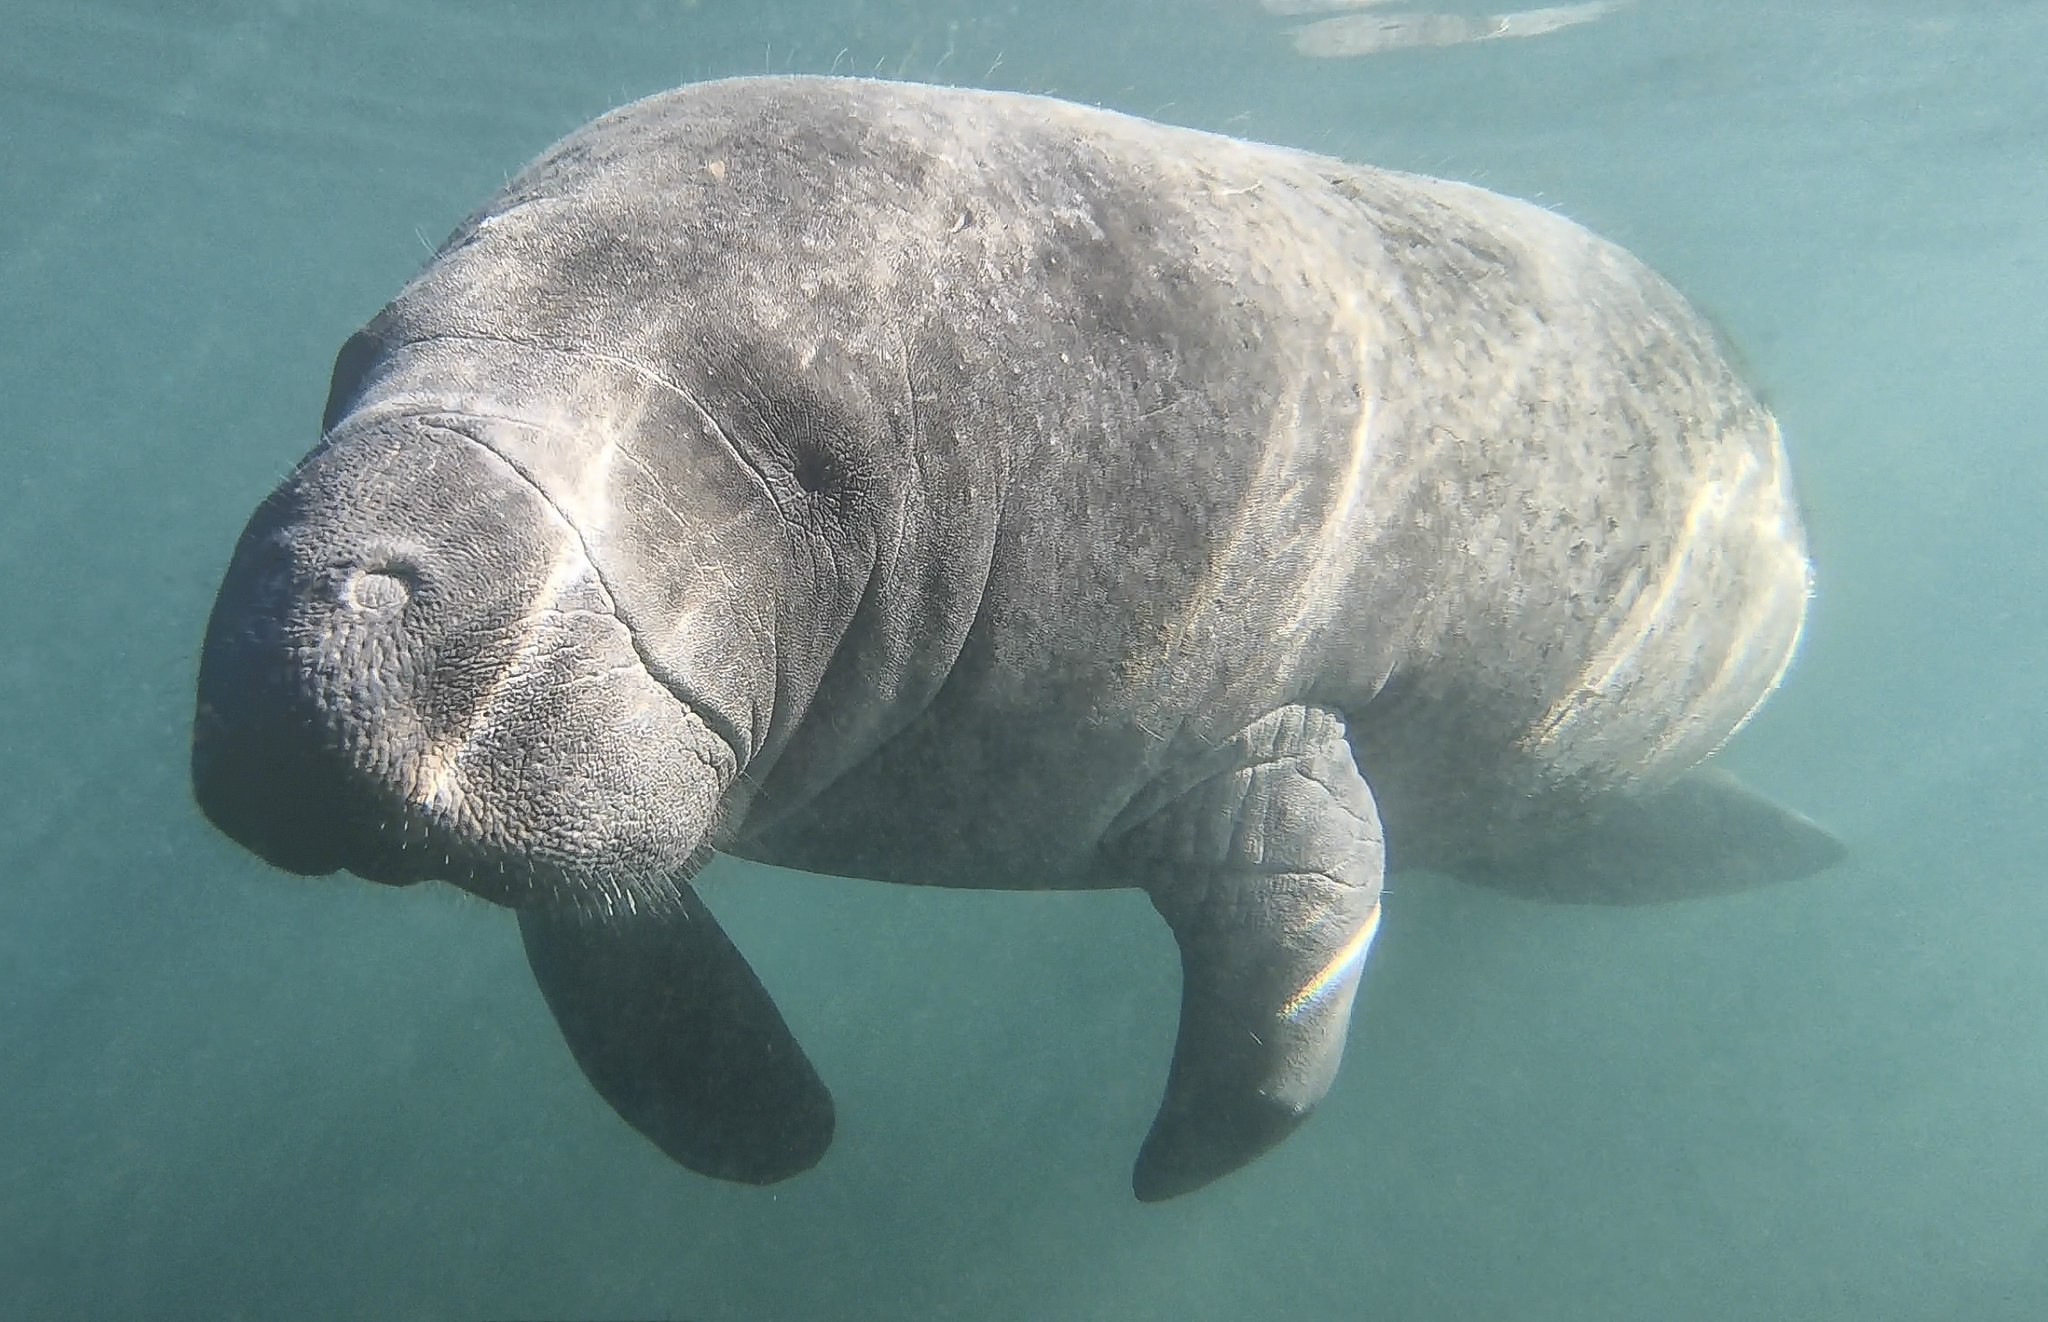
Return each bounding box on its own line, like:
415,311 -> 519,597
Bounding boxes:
1454,767 -> 1846,905
1108,705 -> 1386,1202
518,886 -> 834,1184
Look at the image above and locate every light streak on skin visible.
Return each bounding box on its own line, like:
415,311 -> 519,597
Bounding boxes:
412,424 -> 626,814
1711,421 -> 1813,749
1288,329 -> 1380,636
1281,901 -> 1383,1022
1522,413 -> 1812,772
413,535 -> 600,814
1527,453 -> 1757,755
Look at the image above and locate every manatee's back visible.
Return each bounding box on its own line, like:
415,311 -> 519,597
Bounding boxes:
1292,170 -> 1816,867
807,83 -> 1821,863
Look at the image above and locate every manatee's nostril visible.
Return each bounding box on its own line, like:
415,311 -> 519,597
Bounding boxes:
345,566 -> 415,612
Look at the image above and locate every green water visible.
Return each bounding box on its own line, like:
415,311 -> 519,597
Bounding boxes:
3,1 -> 2043,1317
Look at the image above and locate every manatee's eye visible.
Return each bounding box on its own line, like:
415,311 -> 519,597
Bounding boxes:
753,389 -> 858,506
788,445 -> 840,495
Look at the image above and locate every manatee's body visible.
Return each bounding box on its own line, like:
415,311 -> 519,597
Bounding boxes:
193,77 -> 1837,1200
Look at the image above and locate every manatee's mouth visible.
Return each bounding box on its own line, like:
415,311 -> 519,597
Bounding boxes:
192,414 -> 743,911
193,615 -> 740,909
212,706 -> 736,890
358,700 -> 740,902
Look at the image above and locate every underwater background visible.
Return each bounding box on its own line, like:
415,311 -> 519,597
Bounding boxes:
2,1 -> 2042,1317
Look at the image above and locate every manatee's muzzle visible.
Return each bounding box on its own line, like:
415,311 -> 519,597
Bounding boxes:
192,415 -> 734,907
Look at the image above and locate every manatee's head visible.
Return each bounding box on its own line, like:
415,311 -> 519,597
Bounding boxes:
192,406 -> 756,910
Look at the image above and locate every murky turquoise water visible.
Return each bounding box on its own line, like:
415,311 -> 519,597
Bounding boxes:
3,2 -> 2043,1318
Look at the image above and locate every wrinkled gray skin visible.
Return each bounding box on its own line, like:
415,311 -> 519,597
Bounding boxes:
193,77 -> 1839,1201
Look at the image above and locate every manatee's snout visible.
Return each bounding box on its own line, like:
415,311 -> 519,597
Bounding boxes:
193,414 -> 735,906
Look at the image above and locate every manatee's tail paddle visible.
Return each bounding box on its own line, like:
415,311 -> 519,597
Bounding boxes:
1454,767 -> 1846,904
519,886 -> 835,1183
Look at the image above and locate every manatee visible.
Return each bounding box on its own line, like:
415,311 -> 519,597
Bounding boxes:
191,75 -> 1841,1201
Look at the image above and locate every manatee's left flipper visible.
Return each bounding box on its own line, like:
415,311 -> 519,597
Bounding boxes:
1107,705 -> 1386,1202
518,887 -> 835,1184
